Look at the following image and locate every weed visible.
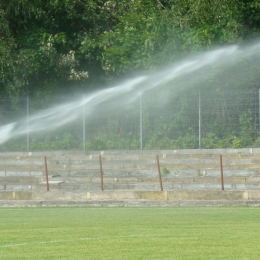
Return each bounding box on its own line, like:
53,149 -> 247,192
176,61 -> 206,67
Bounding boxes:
162,167 -> 170,174
197,169 -> 202,176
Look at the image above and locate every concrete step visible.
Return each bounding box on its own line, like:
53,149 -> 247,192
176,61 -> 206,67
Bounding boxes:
12,157 -> 259,166
1,149 -> 260,205
0,150 -> 260,180
0,199 -> 260,207
1,175 -> 260,184
1,199 -> 260,207
0,189 -> 260,204
1,182 -> 259,192
1,175 -> 259,190
0,149 -> 259,190
49,175 -> 260,185
1,168 -> 259,177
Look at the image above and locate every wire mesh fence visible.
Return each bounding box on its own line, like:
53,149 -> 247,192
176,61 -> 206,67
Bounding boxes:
0,88 -> 259,151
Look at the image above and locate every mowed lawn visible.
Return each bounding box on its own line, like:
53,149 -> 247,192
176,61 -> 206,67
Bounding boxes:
0,207 -> 259,260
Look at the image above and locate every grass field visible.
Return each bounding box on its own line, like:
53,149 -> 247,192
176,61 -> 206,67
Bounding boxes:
0,206 -> 259,259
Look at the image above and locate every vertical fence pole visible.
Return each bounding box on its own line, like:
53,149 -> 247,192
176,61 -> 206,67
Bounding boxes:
199,91 -> 201,149
259,89 -> 260,136
82,95 -> 86,151
156,155 -> 163,191
26,96 -> 30,151
99,155 -> 104,191
44,156 -> 49,191
140,95 -> 143,150
220,154 -> 224,190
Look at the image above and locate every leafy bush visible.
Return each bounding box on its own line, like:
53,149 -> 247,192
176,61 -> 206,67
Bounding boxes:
85,133 -> 139,150
30,133 -> 80,150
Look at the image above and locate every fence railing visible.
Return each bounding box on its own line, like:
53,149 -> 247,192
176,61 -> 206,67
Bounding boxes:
0,89 -> 259,150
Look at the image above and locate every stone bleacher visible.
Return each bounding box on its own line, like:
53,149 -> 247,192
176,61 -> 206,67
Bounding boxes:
0,148 -> 260,206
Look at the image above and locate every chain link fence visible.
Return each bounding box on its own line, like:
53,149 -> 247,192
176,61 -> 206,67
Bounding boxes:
0,88 -> 259,151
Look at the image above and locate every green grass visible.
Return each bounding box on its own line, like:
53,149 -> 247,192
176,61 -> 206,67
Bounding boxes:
0,206 -> 260,259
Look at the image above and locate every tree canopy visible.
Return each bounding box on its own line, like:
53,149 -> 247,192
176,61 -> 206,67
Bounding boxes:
0,0 -> 260,97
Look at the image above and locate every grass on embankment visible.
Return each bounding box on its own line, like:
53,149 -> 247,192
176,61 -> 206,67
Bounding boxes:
0,206 -> 259,260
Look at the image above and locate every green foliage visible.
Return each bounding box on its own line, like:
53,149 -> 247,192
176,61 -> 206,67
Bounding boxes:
0,0 -> 260,96
1,1 -> 260,151
169,0 -> 244,45
3,133 -> 80,151
202,133 -> 220,149
29,133 -> 79,150
97,0 -> 250,81
162,167 -> 170,174
173,135 -> 199,149
85,134 -> 139,150
99,13 -> 155,73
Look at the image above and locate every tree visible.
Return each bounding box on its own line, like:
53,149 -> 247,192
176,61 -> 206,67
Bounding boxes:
1,0 -> 260,97
96,0 -> 247,82
0,0 -> 104,97
0,4 -> 16,96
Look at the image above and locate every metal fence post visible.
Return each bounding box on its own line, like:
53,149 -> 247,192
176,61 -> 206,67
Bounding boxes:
199,91 -> 201,149
82,95 -> 86,151
259,89 -> 260,136
26,96 -> 30,151
156,155 -> 163,191
220,154 -> 224,190
44,156 -> 49,191
99,155 -> 104,191
140,95 -> 143,150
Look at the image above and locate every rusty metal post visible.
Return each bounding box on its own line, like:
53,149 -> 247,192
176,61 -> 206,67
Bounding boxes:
156,155 -> 163,191
99,155 -> 104,191
44,156 -> 49,191
220,154 -> 224,190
